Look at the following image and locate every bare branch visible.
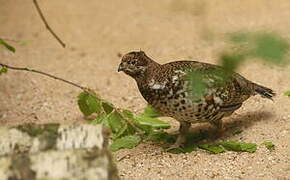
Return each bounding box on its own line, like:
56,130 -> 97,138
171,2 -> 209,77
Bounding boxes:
0,63 -> 85,90
33,0 -> 66,48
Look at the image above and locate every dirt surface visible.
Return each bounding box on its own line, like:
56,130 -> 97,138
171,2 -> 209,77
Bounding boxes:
1,0 -> 290,179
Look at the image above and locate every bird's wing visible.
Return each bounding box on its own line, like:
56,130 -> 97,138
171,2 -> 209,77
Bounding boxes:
169,61 -> 253,106
219,103 -> 242,112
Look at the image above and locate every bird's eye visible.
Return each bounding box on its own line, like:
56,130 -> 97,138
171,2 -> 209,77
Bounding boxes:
129,59 -> 137,65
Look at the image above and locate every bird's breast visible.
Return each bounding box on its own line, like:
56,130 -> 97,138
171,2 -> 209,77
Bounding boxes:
137,75 -> 229,123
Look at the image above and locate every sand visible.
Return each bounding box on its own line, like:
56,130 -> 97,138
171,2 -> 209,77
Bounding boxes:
1,0 -> 290,179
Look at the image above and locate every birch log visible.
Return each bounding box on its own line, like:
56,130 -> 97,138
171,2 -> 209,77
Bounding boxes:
0,123 -> 119,180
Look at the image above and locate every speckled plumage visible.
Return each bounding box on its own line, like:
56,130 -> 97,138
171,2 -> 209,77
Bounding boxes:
118,51 -> 275,149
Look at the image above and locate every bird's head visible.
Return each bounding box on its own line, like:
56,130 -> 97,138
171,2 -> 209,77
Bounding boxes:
118,51 -> 151,78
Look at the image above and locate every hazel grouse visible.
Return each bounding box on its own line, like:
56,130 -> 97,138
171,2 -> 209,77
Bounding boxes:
118,51 -> 275,149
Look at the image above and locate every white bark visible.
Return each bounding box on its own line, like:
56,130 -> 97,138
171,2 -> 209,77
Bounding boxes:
0,123 -> 119,180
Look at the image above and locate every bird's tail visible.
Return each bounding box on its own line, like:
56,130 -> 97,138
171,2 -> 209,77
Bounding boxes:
252,83 -> 276,100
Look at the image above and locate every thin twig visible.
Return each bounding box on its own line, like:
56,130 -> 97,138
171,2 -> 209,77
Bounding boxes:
0,63 -> 85,90
33,0 -> 66,48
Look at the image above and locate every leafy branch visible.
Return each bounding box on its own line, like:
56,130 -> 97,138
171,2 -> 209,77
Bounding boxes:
0,62 -> 163,151
77,91 -> 171,151
0,63 -> 86,90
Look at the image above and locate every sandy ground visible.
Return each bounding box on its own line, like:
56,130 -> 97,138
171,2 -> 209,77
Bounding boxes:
1,0 -> 290,179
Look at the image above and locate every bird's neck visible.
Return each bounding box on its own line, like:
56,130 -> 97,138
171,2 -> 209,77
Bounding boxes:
135,60 -> 161,88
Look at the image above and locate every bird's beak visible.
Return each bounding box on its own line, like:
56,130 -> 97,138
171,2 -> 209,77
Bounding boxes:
118,63 -> 125,72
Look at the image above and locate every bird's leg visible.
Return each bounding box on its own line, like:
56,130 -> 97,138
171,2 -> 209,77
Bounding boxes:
210,119 -> 225,137
167,121 -> 191,150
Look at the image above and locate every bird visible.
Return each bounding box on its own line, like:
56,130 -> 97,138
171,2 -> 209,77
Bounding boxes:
118,51 -> 275,150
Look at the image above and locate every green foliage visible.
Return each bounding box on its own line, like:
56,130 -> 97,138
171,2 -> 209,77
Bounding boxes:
77,91 -> 102,116
220,53 -> 244,72
222,32 -> 289,76
134,116 -> 170,129
198,144 -> 226,154
253,33 -> 288,62
229,32 -> 289,64
169,141 -> 258,154
168,145 -> 198,154
110,135 -> 141,151
0,38 -> 15,53
185,70 -> 207,99
145,131 -> 176,144
141,105 -> 162,118
0,67 -> 8,75
102,101 -> 114,114
263,141 -> 275,150
107,111 -> 126,137
78,91 -> 171,151
218,141 -> 257,153
284,91 -> 290,97
185,31 -> 289,101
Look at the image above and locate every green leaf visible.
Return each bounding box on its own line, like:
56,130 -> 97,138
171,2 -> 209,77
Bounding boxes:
263,141 -> 275,150
0,67 -> 8,75
135,115 -> 170,129
110,135 -> 141,151
102,101 -> 114,114
107,111 -> 125,137
183,144 -> 198,153
284,91 -> 290,97
252,33 -> 289,63
168,145 -> 198,154
198,144 -> 226,154
91,114 -> 108,125
141,105 -> 162,118
122,109 -> 134,119
78,92 -> 92,116
219,141 -> 257,153
185,70 -> 207,100
0,39 -> 15,53
120,110 -> 138,135
146,131 -> 176,143
114,123 -> 128,139
77,91 -> 102,116
229,32 -> 289,64
220,53 -> 244,72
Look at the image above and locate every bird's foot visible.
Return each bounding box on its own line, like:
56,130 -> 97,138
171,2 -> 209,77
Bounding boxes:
166,141 -> 185,151
166,121 -> 190,151
166,133 -> 186,151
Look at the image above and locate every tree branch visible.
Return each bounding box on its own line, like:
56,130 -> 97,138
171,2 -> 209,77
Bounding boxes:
33,0 -> 66,48
0,63 -> 85,90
